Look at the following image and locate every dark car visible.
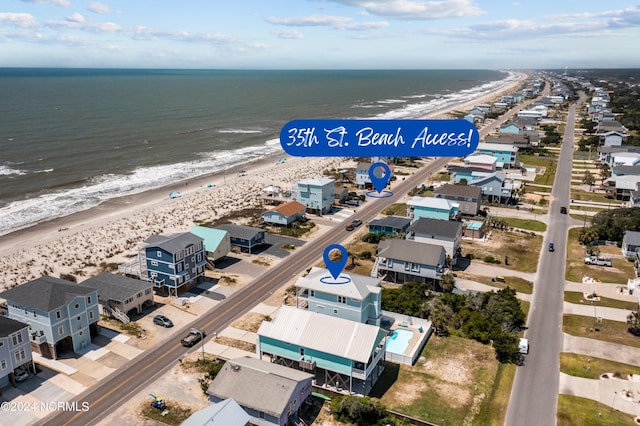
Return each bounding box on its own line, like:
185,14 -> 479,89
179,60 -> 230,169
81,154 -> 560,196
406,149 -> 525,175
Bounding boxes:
548,242 -> 555,252
153,315 -> 174,328
345,224 -> 355,231
560,206 -> 567,214
351,219 -> 363,227
181,328 -> 205,347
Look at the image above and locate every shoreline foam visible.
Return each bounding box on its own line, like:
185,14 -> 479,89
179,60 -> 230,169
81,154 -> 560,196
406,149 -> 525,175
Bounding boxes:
0,72 -> 527,291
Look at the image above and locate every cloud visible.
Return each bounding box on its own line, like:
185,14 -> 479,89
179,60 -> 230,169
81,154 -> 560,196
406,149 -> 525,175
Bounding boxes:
21,0 -> 70,7
66,13 -> 85,24
0,13 -> 38,28
272,29 -> 304,39
266,14 -> 389,31
328,0 -> 485,20
88,2 -> 113,14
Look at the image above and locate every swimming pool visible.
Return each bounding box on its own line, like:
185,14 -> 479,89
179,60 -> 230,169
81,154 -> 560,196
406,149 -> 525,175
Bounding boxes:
386,329 -> 413,354
466,220 -> 483,231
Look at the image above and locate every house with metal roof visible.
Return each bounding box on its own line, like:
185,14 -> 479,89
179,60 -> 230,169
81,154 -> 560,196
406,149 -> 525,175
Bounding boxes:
0,316 -> 34,389
476,142 -> 519,169
262,200 -> 307,226
0,276 -> 99,359
182,398 -> 250,426
143,232 -> 206,296
375,239 -> 448,285
215,224 -> 266,254
406,196 -> 459,222
80,273 -> 154,324
433,184 -> 482,216
296,177 -> 335,215
191,225 -> 231,265
464,154 -> 497,171
405,218 -> 462,265
294,267 -> 382,326
622,231 -> 640,257
257,306 -> 386,396
367,216 -> 411,236
208,355 -> 313,426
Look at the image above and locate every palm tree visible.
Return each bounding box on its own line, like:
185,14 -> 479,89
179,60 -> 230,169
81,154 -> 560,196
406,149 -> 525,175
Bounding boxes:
439,273 -> 456,292
582,170 -> 596,190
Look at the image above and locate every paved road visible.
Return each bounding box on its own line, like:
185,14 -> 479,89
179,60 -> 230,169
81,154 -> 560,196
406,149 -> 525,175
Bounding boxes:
506,93 -> 585,426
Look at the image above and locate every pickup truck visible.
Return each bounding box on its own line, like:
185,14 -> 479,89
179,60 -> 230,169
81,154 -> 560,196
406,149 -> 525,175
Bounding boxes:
181,328 -> 205,347
584,256 -> 612,267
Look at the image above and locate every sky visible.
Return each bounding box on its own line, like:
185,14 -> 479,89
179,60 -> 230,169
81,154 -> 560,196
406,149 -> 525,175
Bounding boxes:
1,0 -> 639,69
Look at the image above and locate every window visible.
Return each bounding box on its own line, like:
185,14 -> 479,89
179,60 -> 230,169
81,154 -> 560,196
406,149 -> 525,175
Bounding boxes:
387,259 -> 393,268
337,296 -> 346,304
411,263 -> 420,272
75,304 -> 79,309
157,250 -> 162,258
14,348 -> 26,362
77,316 -> 81,321
0,340 -> 4,348
151,260 -> 158,266
12,333 -> 23,346
87,296 -> 92,304
309,290 -> 315,297
56,311 -> 61,320
300,348 -> 304,357
79,331 -> 83,336
58,326 -> 64,335
177,263 -> 183,272
89,311 -> 94,320
333,308 -> 339,314
0,359 -> 6,370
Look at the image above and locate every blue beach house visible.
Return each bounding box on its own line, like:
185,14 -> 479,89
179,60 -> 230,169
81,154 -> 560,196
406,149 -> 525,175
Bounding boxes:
367,216 -> 411,236
0,316 -> 34,387
0,276 -> 99,359
215,224 -> 266,254
191,225 -> 231,265
294,267 -> 382,326
257,305 -> 387,395
476,142 -> 519,169
143,232 -> 206,296
296,177 -> 335,215
406,196 -> 459,222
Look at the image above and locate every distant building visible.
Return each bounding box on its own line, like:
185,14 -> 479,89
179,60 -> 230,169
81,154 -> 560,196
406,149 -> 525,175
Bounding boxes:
0,316 -> 34,388
376,239 -> 448,285
143,232 -> 206,295
81,273 -> 154,324
622,231 -> 640,257
208,356 -> 313,426
433,183 -> 482,216
294,267 -> 382,326
215,224 -> 266,254
367,216 -> 411,236
406,196 -> 459,222
601,131 -> 626,147
262,200 -> 307,226
355,161 -> 372,189
191,225 -> 231,265
0,276 -> 99,359
257,306 -> 386,396
406,217 -> 462,265
296,177 -> 335,215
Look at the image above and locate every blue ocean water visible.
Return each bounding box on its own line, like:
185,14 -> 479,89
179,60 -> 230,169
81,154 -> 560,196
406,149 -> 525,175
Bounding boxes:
0,68 -> 516,236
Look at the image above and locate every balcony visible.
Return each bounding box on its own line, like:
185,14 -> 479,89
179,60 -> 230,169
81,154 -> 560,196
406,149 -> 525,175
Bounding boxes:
30,331 -> 46,344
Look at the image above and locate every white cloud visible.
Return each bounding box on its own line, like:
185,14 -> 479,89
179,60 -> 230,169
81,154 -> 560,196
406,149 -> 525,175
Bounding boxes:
272,29 -> 304,39
328,0 -> 485,20
266,14 -> 388,31
0,13 -> 38,28
21,0 -> 71,8
88,2 -> 113,14
66,13 -> 85,24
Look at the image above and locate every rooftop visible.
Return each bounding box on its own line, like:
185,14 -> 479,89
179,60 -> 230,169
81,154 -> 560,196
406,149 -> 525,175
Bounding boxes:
268,200 -> 307,217
297,177 -> 335,186
0,276 -> 95,312
377,238 -> 446,266
368,216 -> 411,229
477,142 -> 519,153
624,230 -> 640,246
295,267 -> 382,300
191,226 -> 229,250
144,232 -> 203,254
434,183 -> 482,198
407,217 -> 462,239
80,273 -> 152,303
407,196 -> 459,210
0,316 -> 29,337
215,223 -> 264,240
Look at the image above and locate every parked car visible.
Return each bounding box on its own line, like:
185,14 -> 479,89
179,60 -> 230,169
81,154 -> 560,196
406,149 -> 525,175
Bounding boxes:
14,369 -> 28,382
560,206 -> 567,214
153,315 -> 174,328
351,219 -> 362,227
548,242 -> 555,252
584,256 -> 612,267
181,328 -> 205,347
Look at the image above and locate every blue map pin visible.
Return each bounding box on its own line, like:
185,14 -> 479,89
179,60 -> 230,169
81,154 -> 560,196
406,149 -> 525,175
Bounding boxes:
369,162 -> 391,194
323,244 -> 348,280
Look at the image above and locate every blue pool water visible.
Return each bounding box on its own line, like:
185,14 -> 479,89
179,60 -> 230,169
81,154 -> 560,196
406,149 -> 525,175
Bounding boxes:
466,221 -> 483,231
386,329 -> 413,354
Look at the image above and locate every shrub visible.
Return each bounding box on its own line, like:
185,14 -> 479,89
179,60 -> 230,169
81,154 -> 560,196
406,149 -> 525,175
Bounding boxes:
359,250 -> 372,259
361,233 -> 382,244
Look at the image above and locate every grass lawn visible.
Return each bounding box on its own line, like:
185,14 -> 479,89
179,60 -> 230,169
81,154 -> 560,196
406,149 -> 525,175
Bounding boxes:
473,363 -> 517,426
462,230 -> 542,273
570,189 -> 617,204
519,153 -> 558,186
140,399 -> 194,425
500,217 -> 547,232
564,291 -> 638,311
557,395 -> 636,425
454,273 -> 534,294
562,314 -> 640,348
566,228 -> 633,284
316,231 -> 377,276
559,353 -> 640,380
374,335 -> 500,426
383,203 -> 408,216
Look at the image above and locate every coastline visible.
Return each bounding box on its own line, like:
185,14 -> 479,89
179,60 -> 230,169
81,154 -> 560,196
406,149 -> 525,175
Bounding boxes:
0,72 -> 527,291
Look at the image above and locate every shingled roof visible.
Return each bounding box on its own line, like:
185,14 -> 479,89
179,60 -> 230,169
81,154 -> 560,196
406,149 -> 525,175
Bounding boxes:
0,276 -> 95,312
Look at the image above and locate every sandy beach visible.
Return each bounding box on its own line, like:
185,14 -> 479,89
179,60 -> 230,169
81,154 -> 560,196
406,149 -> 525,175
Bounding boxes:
0,72 -> 527,291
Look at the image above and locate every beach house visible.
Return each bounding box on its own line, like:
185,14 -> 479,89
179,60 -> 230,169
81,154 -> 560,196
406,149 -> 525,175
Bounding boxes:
469,171 -> 514,203
296,177 -> 335,215
433,184 -> 482,216
375,239 -> 448,285
0,316 -> 34,388
476,142 -> 519,169
80,273 -> 154,324
262,200 -> 307,226
0,276 -> 99,359
257,305 -> 386,396
367,216 -> 411,236
294,267 -> 382,326
405,217 -> 462,265
215,224 -> 266,254
406,196 -> 459,222
355,161 -> 372,189
208,356 -> 313,426
190,225 -> 231,266
143,232 -> 206,295
622,231 -> 640,257
182,398 -> 250,426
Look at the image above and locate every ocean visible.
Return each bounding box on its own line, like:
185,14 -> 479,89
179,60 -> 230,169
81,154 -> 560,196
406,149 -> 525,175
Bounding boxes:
0,68 -> 515,236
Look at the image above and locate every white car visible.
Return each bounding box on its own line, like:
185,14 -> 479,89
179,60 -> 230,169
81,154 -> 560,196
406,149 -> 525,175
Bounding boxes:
14,369 -> 28,382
